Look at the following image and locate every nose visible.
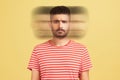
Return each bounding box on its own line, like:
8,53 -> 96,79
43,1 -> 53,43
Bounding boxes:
59,21 -> 63,28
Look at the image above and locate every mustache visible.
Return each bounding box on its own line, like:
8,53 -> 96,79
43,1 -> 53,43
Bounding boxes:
56,28 -> 65,32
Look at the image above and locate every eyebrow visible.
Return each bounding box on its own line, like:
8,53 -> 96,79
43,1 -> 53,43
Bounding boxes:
52,20 -> 68,21
51,20 -> 70,22
35,20 -> 85,23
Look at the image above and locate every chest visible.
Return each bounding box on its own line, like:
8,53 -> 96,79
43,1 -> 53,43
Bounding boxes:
38,49 -> 82,73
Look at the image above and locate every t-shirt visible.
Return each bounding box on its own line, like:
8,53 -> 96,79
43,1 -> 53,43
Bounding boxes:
27,39 -> 92,80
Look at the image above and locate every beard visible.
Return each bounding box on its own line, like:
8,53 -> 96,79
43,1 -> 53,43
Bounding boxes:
52,28 -> 69,39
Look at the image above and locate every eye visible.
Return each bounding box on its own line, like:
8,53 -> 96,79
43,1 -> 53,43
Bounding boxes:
62,21 -> 68,23
53,20 -> 59,23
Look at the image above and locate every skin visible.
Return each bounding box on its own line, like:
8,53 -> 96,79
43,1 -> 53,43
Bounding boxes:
31,70 -> 40,80
79,70 -> 89,80
49,14 -> 71,46
31,14 -> 89,80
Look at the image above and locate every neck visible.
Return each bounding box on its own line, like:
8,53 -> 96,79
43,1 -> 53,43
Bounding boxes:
51,37 -> 70,46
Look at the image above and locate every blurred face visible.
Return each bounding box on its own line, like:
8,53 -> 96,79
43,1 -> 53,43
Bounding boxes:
50,14 -> 70,39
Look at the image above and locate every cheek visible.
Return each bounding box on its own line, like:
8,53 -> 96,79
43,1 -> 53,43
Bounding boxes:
63,24 -> 70,30
51,24 -> 58,30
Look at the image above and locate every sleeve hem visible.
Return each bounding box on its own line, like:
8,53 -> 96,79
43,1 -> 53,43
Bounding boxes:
80,66 -> 93,72
27,67 -> 39,71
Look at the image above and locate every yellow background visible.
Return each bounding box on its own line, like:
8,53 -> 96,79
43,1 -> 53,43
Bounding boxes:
0,0 -> 120,80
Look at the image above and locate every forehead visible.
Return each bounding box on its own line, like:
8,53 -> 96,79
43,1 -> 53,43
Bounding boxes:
50,14 -> 70,20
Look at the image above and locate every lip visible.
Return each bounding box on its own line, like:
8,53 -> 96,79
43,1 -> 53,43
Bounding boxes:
57,30 -> 65,32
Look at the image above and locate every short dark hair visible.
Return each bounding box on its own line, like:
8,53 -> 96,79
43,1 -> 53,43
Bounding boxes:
50,6 -> 71,15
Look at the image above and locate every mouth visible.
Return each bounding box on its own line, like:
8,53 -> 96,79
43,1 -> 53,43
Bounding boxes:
58,30 -> 65,33
56,30 -> 65,35
57,29 -> 65,32
58,30 -> 63,32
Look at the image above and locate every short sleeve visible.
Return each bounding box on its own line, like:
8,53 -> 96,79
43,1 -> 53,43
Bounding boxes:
27,46 -> 40,71
80,46 -> 93,72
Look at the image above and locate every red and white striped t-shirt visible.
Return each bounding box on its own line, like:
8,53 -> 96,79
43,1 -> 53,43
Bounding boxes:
27,39 -> 92,80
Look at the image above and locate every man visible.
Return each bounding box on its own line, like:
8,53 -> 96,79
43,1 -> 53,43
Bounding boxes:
27,6 -> 92,80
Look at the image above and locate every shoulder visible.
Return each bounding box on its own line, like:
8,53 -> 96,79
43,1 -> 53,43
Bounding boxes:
71,40 -> 90,56
33,40 -> 49,50
71,40 -> 87,49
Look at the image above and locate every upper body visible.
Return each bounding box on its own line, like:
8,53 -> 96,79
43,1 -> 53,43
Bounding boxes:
27,6 -> 92,80
27,39 -> 92,80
